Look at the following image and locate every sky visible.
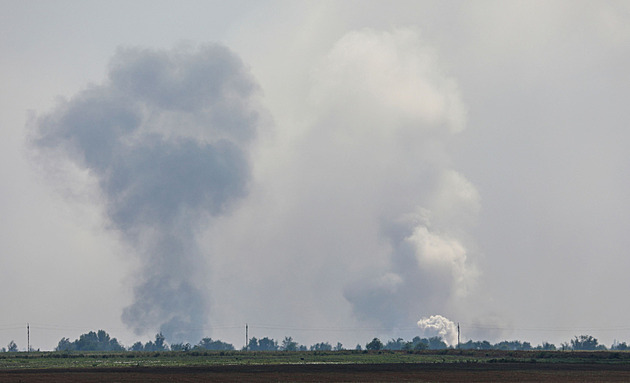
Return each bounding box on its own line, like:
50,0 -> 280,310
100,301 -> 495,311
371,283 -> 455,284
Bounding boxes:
1,0 -> 630,351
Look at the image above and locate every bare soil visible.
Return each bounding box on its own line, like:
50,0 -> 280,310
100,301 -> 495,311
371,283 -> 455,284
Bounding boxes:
3,363 -> 630,382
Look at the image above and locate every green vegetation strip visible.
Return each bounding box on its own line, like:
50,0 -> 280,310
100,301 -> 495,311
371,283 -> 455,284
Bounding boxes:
2,350 -> 630,370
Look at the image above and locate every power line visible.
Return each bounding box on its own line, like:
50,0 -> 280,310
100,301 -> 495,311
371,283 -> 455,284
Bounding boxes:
6,322 -> 630,341
248,324 -> 420,332
458,323 -> 630,332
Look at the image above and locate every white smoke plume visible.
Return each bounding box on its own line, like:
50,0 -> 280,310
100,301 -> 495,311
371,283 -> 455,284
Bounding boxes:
306,27 -> 479,329
417,315 -> 458,346
30,44 -> 262,343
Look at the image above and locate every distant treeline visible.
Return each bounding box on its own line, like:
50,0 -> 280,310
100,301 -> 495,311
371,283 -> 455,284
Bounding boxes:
1,331 -> 628,352
54,331 -> 234,352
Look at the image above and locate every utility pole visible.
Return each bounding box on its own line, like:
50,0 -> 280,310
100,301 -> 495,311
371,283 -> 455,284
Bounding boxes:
27,323 -> 30,353
245,324 -> 248,351
457,323 -> 460,349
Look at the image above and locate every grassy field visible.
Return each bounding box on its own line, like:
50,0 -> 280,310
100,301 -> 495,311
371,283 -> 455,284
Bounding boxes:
3,350 -> 630,382
2,349 -> 630,370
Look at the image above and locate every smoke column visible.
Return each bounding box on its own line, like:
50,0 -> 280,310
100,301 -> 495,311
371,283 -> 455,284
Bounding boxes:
203,28 -> 482,344
30,44 -> 261,343
303,28 -> 480,330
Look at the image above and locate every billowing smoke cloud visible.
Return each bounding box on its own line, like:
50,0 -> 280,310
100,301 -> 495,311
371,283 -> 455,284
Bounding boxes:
417,315 -> 458,346
205,28 -> 481,344
30,44 -> 261,343
28,28 -> 481,346
305,28 -> 479,329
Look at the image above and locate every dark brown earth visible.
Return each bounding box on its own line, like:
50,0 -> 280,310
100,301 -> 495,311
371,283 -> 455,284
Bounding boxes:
3,363 -> 630,382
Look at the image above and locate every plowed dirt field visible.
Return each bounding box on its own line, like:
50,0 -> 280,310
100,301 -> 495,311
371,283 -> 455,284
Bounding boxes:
3,363 -> 630,382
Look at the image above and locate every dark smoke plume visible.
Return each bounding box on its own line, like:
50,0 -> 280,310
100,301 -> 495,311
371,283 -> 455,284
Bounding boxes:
31,44 -> 261,343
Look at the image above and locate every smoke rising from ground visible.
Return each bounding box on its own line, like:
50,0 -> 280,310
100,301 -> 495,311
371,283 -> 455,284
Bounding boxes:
309,28 -> 479,329
417,315 -> 458,346
29,29 -> 480,345
31,44 -> 261,343
5,1 -> 630,351
206,28 -> 481,342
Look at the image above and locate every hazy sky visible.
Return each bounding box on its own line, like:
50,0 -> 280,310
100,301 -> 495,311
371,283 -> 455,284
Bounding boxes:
2,0 -> 630,350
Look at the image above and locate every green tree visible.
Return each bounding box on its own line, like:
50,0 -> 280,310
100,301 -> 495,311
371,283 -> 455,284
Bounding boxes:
536,342 -> 556,351
494,340 -> 532,351
384,338 -> 406,350
7,341 -> 18,352
571,335 -> 600,351
366,338 -> 383,351
170,342 -> 191,351
414,341 -> 428,350
143,332 -> 168,351
281,336 -> 298,351
310,342 -> 332,351
246,337 -> 259,351
58,330 -> 124,351
98,330 -> 124,351
247,337 -> 278,351
56,337 -> 73,351
154,332 -> 167,351
427,336 -> 448,350
75,331 -> 98,350
196,338 -> 234,351
405,336 -> 428,350
257,337 -> 278,351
